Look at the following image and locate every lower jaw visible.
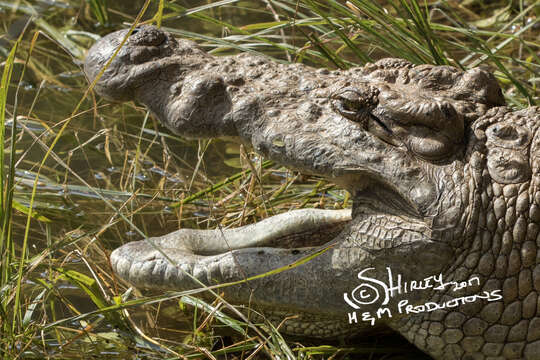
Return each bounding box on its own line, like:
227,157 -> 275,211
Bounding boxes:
110,208 -> 353,289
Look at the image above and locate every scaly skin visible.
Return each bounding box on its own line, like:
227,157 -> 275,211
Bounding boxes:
84,26 -> 540,359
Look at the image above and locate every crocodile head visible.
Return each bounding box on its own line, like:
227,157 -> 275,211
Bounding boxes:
85,26 -> 540,359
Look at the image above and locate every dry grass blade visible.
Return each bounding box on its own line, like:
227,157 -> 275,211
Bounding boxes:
0,0 -> 537,358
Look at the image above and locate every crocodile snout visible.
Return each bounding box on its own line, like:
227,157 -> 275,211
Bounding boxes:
128,25 -> 167,47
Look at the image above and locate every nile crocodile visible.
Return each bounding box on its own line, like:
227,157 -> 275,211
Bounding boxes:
84,25 -> 540,359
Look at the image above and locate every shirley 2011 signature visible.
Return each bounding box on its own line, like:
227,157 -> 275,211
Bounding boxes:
344,267 -> 502,326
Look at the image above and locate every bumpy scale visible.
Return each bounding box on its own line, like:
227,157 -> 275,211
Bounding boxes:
84,25 -> 540,360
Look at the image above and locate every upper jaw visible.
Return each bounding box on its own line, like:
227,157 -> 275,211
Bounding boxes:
83,25 -> 497,234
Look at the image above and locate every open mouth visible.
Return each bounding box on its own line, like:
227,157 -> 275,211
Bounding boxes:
111,208 -> 351,255
109,208 -> 355,290
109,173 -> 433,291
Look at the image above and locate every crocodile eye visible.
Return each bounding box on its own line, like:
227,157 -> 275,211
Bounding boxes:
339,94 -> 360,111
331,91 -> 363,119
331,86 -> 379,112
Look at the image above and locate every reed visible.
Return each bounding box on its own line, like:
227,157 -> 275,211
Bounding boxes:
0,0 -> 537,358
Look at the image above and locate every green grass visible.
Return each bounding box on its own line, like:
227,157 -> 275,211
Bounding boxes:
0,0 -> 538,358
